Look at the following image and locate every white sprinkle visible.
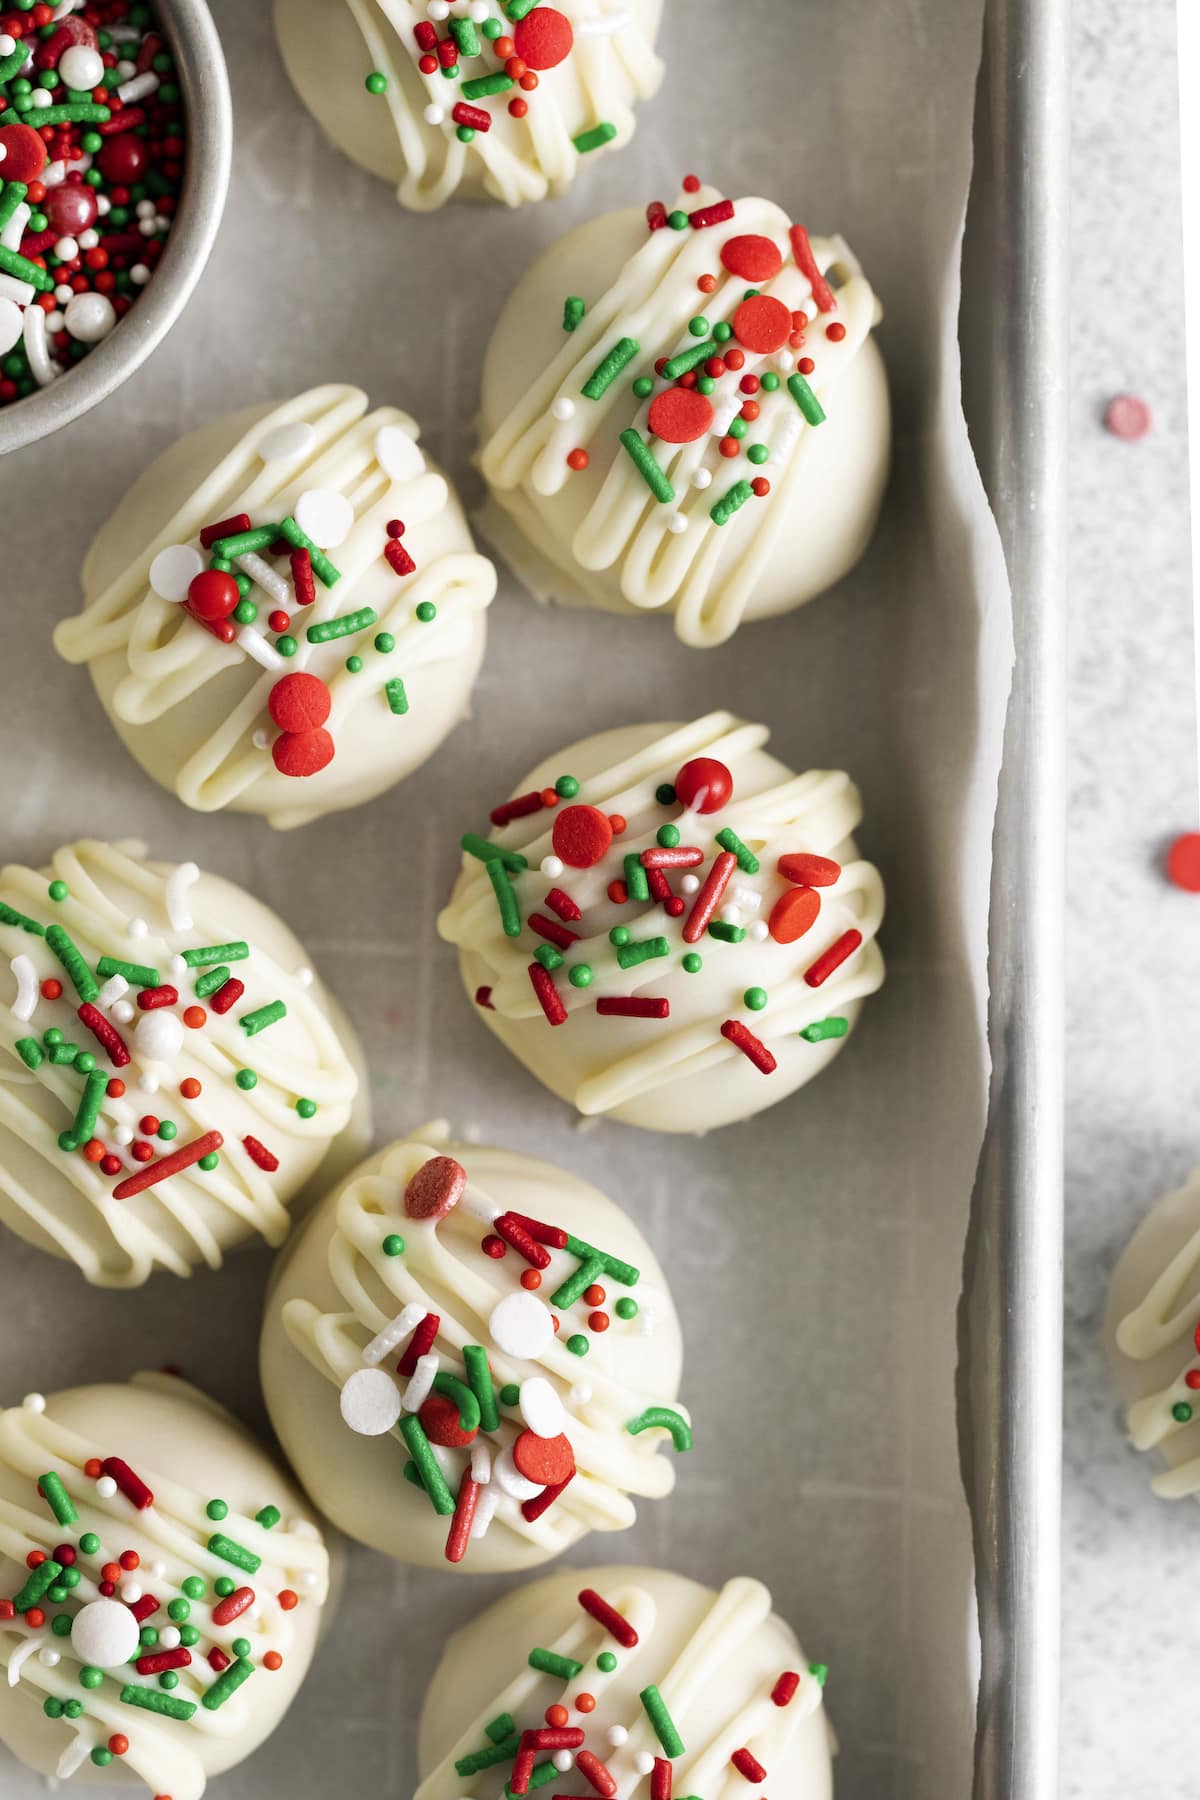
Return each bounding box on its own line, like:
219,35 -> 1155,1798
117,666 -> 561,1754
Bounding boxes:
470,1440 -> 492,1486
361,1303 -> 426,1367
749,919 -> 769,941
0,296 -> 23,357
148,1561 -> 166,1580
128,917 -> 148,940
402,1351 -> 439,1413
258,419 -> 316,463
776,348 -> 796,373
9,954 -> 38,1023
492,1446 -> 543,1501
423,104 -> 445,126
113,1126 -> 133,1147
112,999 -> 135,1025
295,965 -> 314,988
70,1598 -> 139,1668
135,1010 -> 183,1061
138,1072 -> 160,1095
165,861 -> 199,931
667,513 -> 688,534
77,228 -> 98,251
97,973 -> 128,1009
539,855 -> 564,879
29,87 -> 51,108
634,1751 -> 656,1776
299,1570 -> 319,1589
0,272 -> 35,306
158,1625 -> 181,1650
118,1580 -> 141,1603
607,1725 -> 628,1747
236,551 -> 291,608
117,69 -> 159,104
294,487 -> 354,550
553,1751 -> 574,1772
551,396 -> 575,422
237,627 -> 286,671
489,1290 -> 554,1360
719,904 -> 742,925
691,467 -> 713,490
131,263 -> 150,286
22,1393 -> 46,1413
170,954 -> 187,977
470,1481 -> 499,1540
23,297 -> 56,387
680,873 -> 700,895
63,290 -> 116,344
58,41 -> 104,88
468,0 -> 489,17
38,1648 -> 60,1668
519,1375 -> 565,1439
569,1383 -> 592,1407
428,0 -> 450,16
252,729 -> 271,750
339,1367 -> 403,1436
375,424 -> 426,483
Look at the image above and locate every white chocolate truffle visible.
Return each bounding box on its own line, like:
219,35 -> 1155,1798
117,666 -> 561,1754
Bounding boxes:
0,1374 -> 331,1800
260,1127 -> 688,1573
1106,1166 -> 1200,1501
478,182 -> 890,646
416,1564 -> 833,1798
54,385 -> 497,830
274,0 -> 664,212
437,712 -> 886,1132
0,839 -> 363,1287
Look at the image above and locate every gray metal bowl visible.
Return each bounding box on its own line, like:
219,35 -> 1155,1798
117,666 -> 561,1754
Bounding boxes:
0,0 -> 231,455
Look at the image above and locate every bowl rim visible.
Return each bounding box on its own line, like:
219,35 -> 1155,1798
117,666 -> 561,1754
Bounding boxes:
0,0 -> 232,457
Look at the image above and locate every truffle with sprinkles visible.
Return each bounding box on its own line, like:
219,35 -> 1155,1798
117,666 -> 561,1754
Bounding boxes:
0,1374 -> 331,1800
415,1565 -> 833,1798
260,1127 -> 689,1572
0,0 -> 185,409
1106,1165 -> 1200,1504
437,712 -> 886,1133
274,0 -> 664,212
0,839 -> 364,1286
477,173 -> 890,645
54,385 -> 497,829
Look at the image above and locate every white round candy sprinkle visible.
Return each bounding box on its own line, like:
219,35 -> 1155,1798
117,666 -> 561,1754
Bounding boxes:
135,1010 -> 184,1061
719,904 -> 742,925
128,917 -> 148,939
634,1751 -> 656,1776
258,420 -> 316,462
38,1648 -> 60,1668
95,1476 -> 117,1499
519,1375 -> 566,1440
691,467 -> 713,490
423,103 -> 445,125
489,1291 -> 554,1361
70,1599 -> 140,1669
339,1367 -> 403,1436
0,298 -> 24,356
64,291 -> 116,344
680,873 -> 700,894
138,1072 -> 160,1095
158,1625 -> 181,1651
295,965 -> 314,988
540,855 -> 564,879
551,396 -> 576,422
428,0 -> 450,16
375,425 -> 426,483
608,1725 -> 628,1747
749,919 -> 770,941
148,543 -> 204,604
22,1393 -> 45,1414
553,1751 -> 574,1772
118,1580 -> 142,1603
252,728 -> 270,750
667,513 -> 689,534
469,0 -> 489,17
54,235 -> 78,262
569,1383 -> 592,1407
59,44 -> 105,90
294,487 -> 354,550
148,1561 -> 166,1580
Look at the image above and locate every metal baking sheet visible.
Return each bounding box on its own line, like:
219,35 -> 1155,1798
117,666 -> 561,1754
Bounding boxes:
0,0 -> 1067,1796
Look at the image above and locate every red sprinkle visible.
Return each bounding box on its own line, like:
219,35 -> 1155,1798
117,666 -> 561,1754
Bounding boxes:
111,1131 -> 224,1201
475,985 -> 495,1010
211,1586 -> 255,1627
127,1594 -> 159,1623
596,996 -> 670,1019
490,790 -> 548,827
731,1748 -> 767,1782
720,233 -> 784,282
1104,392 -> 1153,440
100,1456 -> 153,1511
544,887 -> 581,922
768,886 -> 821,944
689,198 -> 735,229
505,1210 -> 569,1249
778,852 -> 841,887
136,984 -> 178,1011
529,962 -> 568,1026
444,1470 -> 478,1564
650,1757 -> 673,1800
405,1154 -> 467,1221
790,222 -> 837,312
552,803 -> 613,869
772,1670 -> 801,1706
648,386 -> 714,444
528,911 -> 579,952
1165,832 -> 1200,891
520,1469 -> 574,1521
576,1750 -> 619,1796
732,292 -> 792,354
77,1003 -> 130,1067
577,1587 -> 639,1647
290,548 -> 316,609
804,928 -> 863,987
452,100 -> 491,131
683,850 -> 737,943
136,1647 -> 191,1675
199,514 -> 250,549
641,845 -> 704,869
493,1212 -> 551,1269
646,199 -> 668,231
398,1311 -> 440,1378
720,1019 -> 777,1074
211,977 -> 245,1015
385,537 -> 417,578
207,1646 -> 231,1674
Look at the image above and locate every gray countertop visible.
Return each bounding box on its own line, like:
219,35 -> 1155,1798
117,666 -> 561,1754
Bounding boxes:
1064,1 -> 1200,1793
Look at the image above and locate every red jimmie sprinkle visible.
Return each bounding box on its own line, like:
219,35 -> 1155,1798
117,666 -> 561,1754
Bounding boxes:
127,1594 -> 159,1623
110,1130 -> 224,1201
650,1757 -> 673,1800
444,1470 -> 478,1564
790,222 -> 837,312
510,1743 -> 536,1796
398,1311 -> 440,1378
385,537 -> 416,578
645,866 -> 672,904
242,1135 -> 279,1173
528,911 -> 579,952
772,1669 -> 801,1706
505,1210 -> 569,1249
720,1019 -> 777,1074
527,1727 -> 585,1750
493,1212 -> 551,1269
474,985 -> 495,1010
100,1456 -> 154,1511
646,199 -> 668,231
211,1586 -> 255,1626
290,548 -> 316,609
490,790 -> 548,827
136,984 -> 178,1011
199,514 -> 250,549
577,1587 -> 639,1647
543,886 -> 581,922
521,1469 -> 574,1521
211,976 -> 245,1015
529,962 -> 568,1026
804,928 -> 863,988
414,19 -> 438,49
731,1747 -> 767,1782
689,198 -> 735,229
207,1646 -> 231,1674
135,1647 -> 191,1676
683,849 -> 736,943
641,845 -> 704,869
452,100 -> 492,132
77,1003 -> 130,1068
575,1749 -> 619,1795
596,997 -> 670,1019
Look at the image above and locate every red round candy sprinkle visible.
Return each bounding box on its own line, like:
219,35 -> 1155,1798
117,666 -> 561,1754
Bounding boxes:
768,886 -> 822,944
512,1429 -> 575,1487
41,977 -> 62,1000
1104,393 -> 1153,441
97,134 -> 148,186
1166,832 -> 1200,892
482,1234 -> 506,1258
44,182 -> 97,237
186,569 -> 239,622
732,292 -> 792,354
648,386 -> 714,444
720,233 -> 784,282
268,671 -> 332,733
404,1153 -> 467,1220
674,756 -> 733,814
419,1390 -> 478,1449
0,124 -> 47,184
513,6 -> 574,68
552,804 -> 613,868
778,851 -> 841,887
272,728 -> 335,778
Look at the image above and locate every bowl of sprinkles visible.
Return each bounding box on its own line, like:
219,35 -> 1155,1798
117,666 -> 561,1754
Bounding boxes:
0,0 -> 230,453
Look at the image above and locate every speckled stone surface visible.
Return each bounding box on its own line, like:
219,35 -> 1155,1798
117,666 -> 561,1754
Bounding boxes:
1063,2 -> 1199,1794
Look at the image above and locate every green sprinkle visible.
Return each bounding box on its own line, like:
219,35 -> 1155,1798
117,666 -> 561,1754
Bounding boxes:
748,443 -> 770,465
810,1661 -> 829,1686
623,852 -> 651,901
232,1637 -> 251,1659
728,415 -> 749,440
464,1344 -> 500,1433
212,524 -> 278,559
37,1471 -> 77,1527
627,1406 -> 693,1453
598,1651 -> 618,1672
761,370 -> 781,391
79,1532 -> 100,1556
0,244 -> 53,292
234,1068 -> 257,1091
206,1498 -> 228,1521
201,1657 -> 254,1712
567,1333 -> 589,1356
618,428 -> 674,503
463,71 -> 514,99
662,338 -> 716,380
279,516 -> 341,587
277,635 -> 298,657
182,941 -> 249,968
167,1597 -> 191,1622
449,15 -> 479,54
399,1415 -> 454,1514
551,1254 -> 605,1310
365,69 -> 387,93
159,1670 -> 180,1689
787,371 -> 826,425
432,1372 -> 481,1434
206,1533 -> 261,1575
179,1625 -> 200,1647
1173,1401 -> 1193,1423
529,1647 -> 583,1680
568,963 -> 593,988
240,1000 -> 287,1037
256,1505 -> 281,1530
385,677 -> 409,715
506,1766 -> 560,1799
615,1296 -> 638,1320
582,335 -> 639,400
710,479 -> 754,527
697,376 -> 717,395
462,833 -> 528,872
157,1120 -> 177,1141
45,924 -> 98,1002
44,1698 -> 64,1718
641,1684 -> 686,1756
120,1678 -> 199,1718
555,774 -> 579,797
563,295 -> 586,332
456,1735 -> 521,1779
688,315 -> 709,337
58,1070 -> 107,1155
535,943 -> 563,971
617,935 -> 669,970
657,785 -> 677,808
800,1016 -> 849,1043
346,655 -> 363,674
96,955 -> 159,985
21,101 -> 110,126
79,1665 -> 103,1690
682,954 -> 702,976
565,1233 -> 640,1287
487,859 -> 522,938
572,120 -> 618,153
715,826 -> 759,873
483,16 -> 504,35
632,375 -> 655,398
486,1712 -> 516,1744
91,1747 -> 113,1767
657,823 -> 680,847
609,926 -> 631,947
15,1037 -> 42,1070
233,598 -> 257,625
306,606 -> 376,644
416,600 -> 437,623
14,1559 -> 62,1612
193,964 -> 230,998
73,1051 -> 95,1074
744,986 -> 768,1011
505,0 -> 539,16
374,632 -> 395,653
707,920 -> 745,943
140,1626 -> 158,1647
296,1097 -> 317,1119
382,1233 -> 405,1257
64,1699 -> 83,1719
0,900 -> 45,935
499,1382 -> 521,1408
